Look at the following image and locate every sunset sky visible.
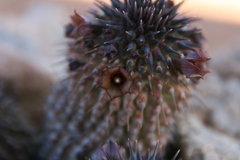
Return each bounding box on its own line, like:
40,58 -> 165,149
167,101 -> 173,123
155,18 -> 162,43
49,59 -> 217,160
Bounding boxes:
178,0 -> 240,25
64,0 -> 240,25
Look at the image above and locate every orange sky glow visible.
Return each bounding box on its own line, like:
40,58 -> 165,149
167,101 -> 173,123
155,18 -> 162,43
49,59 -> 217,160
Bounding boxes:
63,0 -> 240,25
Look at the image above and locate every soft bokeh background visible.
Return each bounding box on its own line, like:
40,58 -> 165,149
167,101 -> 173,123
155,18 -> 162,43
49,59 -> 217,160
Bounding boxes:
0,0 -> 240,159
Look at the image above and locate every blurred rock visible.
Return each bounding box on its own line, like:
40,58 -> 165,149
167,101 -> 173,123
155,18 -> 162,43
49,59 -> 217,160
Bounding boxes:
178,114 -> 240,160
177,50 -> 240,159
0,44 -> 52,124
0,1 -> 75,123
190,73 -> 240,137
210,40 -> 240,78
0,45 -> 52,96
0,1 -> 70,81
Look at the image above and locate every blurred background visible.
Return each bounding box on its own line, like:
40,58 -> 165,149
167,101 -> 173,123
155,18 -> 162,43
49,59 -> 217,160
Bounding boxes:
0,0 -> 240,159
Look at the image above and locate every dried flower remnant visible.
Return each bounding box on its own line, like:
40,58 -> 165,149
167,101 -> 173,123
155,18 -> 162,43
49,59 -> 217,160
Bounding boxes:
93,140 -> 180,160
95,140 -> 126,160
181,50 -> 210,80
72,10 -> 91,37
41,0 -> 210,159
71,10 -> 84,26
100,66 -> 133,99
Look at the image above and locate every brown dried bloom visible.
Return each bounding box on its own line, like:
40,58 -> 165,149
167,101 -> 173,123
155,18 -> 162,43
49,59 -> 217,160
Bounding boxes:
95,140 -> 126,160
100,66 -> 133,99
93,140 -> 180,160
181,50 -> 210,81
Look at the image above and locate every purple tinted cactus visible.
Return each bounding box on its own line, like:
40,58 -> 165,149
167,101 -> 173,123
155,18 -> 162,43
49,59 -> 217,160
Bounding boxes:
41,0 -> 210,159
94,140 -> 180,160
0,83 -> 36,160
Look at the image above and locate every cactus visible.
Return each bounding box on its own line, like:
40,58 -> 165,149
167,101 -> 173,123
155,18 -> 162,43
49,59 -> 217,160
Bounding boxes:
93,140 -> 180,160
40,0 -> 209,159
0,83 -> 36,160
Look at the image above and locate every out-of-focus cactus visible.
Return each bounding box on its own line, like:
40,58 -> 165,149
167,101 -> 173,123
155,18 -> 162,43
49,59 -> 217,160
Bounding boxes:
0,82 -> 36,160
93,140 -> 180,160
40,0 -> 210,159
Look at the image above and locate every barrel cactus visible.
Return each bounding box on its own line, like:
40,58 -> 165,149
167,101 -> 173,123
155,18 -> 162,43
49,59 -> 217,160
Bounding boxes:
40,0 -> 210,159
